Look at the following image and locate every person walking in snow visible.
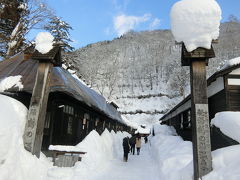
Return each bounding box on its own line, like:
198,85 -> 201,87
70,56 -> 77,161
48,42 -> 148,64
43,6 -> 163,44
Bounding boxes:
144,136 -> 148,144
136,135 -> 142,155
129,134 -> 136,155
122,136 -> 130,162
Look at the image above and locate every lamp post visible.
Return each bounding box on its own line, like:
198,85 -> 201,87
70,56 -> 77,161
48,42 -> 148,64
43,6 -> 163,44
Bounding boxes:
23,46 -> 61,158
181,44 -> 215,179
170,0 -> 221,178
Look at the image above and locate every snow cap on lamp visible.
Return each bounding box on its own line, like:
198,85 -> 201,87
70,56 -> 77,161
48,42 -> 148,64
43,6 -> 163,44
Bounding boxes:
170,0 -> 222,52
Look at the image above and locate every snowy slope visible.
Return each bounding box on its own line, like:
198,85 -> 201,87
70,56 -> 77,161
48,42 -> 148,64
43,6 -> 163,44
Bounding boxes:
65,22 -> 240,127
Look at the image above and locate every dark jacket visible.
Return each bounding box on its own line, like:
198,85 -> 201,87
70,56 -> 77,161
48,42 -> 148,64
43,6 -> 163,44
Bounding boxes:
129,136 -> 136,145
123,137 -> 130,152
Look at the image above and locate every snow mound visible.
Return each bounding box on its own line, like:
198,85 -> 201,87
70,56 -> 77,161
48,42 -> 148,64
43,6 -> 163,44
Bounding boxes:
0,75 -> 23,92
48,129 -> 129,179
211,112 -> 240,143
150,124 -> 193,179
35,32 -> 54,54
170,0 -> 222,52
203,145 -> 240,179
0,94 -> 51,180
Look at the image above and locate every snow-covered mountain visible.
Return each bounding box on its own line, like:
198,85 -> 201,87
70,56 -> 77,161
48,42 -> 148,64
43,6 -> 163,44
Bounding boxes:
63,21 -> 240,126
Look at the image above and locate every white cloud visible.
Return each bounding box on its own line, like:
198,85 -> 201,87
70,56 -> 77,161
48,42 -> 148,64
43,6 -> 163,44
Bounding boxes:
112,0 -> 131,11
113,13 -> 151,36
149,18 -> 161,29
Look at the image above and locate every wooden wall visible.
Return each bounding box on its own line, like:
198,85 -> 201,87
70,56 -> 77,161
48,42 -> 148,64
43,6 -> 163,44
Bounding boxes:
43,92 -> 128,149
208,90 -> 226,120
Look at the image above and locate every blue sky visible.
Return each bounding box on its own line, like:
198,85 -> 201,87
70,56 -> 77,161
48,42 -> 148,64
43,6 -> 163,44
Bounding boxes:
43,0 -> 240,49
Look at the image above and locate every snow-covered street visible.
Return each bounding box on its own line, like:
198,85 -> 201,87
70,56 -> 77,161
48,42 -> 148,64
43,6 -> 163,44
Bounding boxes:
88,144 -> 159,180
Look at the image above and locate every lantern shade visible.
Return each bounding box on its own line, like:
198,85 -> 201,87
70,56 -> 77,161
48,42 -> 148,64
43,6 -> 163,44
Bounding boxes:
31,46 -> 62,67
181,43 -> 215,66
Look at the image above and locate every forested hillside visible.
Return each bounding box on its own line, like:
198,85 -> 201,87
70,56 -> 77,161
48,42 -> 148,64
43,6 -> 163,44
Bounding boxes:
63,21 -> 240,125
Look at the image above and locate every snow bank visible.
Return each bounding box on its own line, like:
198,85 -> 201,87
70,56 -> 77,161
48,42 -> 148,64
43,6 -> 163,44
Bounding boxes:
47,129 -> 129,179
203,145 -> 240,180
0,94 -> 51,180
150,124 -> 240,180
35,32 -> 54,54
0,75 -> 23,92
150,124 -> 193,179
211,112 -> 240,143
170,0 -> 222,52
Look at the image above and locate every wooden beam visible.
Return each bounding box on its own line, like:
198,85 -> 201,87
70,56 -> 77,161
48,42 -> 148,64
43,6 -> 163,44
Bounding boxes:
23,62 -> 53,158
190,60 -> 212,179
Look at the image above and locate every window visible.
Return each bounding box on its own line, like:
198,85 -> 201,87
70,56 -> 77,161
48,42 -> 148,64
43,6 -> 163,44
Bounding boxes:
44,112 -> 51,129
185,110 -> 191,129
95,118 -> 99,126
67,117 -> 73,135
63,105 -> 74,115
180,114 -> 183,129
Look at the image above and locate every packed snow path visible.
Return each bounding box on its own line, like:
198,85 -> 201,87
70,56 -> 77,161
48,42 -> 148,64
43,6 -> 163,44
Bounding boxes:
88,143 -> 160,180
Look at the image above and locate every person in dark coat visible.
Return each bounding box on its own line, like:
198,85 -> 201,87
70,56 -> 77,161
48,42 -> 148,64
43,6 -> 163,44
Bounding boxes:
144,136 -> 148,143
129,135 -> 136,155
122,136 -> 130,162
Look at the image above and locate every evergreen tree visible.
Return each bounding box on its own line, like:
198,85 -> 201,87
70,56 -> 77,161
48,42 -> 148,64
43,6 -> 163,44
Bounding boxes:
0,0 -> 24,57
44,16 -> 74,52
228,14 -> 240,23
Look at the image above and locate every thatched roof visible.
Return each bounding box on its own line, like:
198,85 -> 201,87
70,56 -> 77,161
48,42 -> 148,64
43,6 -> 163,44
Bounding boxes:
0,51 -> 124,124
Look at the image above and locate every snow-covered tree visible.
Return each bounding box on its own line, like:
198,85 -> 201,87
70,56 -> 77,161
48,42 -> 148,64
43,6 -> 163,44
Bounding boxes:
0,0 -> 53,58
0,0 -> 23,57
44,16 -> 74,52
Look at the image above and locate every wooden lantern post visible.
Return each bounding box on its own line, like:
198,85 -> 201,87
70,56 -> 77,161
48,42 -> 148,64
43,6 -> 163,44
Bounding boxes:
181,43 -> 215,179
23,46 -> 61,158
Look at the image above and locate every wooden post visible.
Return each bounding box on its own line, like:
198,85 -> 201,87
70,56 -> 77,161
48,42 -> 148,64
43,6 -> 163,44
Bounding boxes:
23,62 -> 53,158
181,44 -> 215,179
190,60 -> 212,179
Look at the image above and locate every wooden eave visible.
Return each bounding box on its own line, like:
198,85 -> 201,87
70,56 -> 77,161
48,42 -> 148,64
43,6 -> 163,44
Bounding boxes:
207,64 -> 240,85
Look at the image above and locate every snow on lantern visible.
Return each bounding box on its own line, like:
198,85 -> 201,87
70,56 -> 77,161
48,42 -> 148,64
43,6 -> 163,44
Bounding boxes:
170,0 -> 221,65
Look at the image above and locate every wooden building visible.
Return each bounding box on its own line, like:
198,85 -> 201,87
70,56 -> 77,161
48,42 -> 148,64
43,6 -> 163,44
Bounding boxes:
160,63 -> 240,149
0,48 -> 130,151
